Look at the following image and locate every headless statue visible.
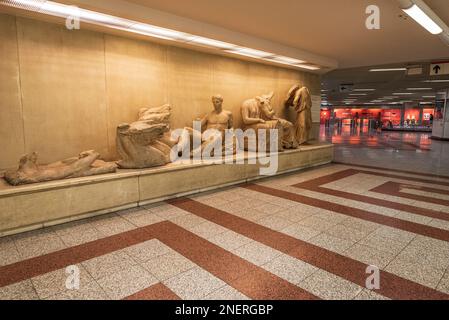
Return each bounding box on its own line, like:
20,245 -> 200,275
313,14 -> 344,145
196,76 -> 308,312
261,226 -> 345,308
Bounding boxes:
285,85 -> 313,145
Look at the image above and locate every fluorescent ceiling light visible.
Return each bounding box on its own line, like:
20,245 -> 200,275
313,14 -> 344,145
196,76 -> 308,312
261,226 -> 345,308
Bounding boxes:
406,88 -> 432,90
349,93 -> 367,96
228,47 -> 273,59
423,79 -> 449,83
3,0 -> 43,11
130,24 -> 192,41
267,56 -> 305,65
1,0 -> 320,71
38,1 -> 133,29
393,93 -> 414,95
296,64 -> 320,71
422,95 -> 436,98
188,37 -> 236,50
403,4 -> 443,35
370,68 -> 407,72
354,89 -> 376,91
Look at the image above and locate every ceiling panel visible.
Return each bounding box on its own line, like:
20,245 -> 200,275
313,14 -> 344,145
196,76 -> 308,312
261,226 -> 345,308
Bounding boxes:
127,0 -> 449,68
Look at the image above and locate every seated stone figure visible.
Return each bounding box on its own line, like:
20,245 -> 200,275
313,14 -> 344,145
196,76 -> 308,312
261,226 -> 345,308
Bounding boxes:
241,92 -> 298,151
185,95 -> 237,158
116,104 -> 187,169
4,150 -> 117,186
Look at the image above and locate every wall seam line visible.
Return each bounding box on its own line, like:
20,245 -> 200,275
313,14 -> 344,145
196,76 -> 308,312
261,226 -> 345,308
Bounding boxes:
102,33 -> 111,159
14,16 -> 26,157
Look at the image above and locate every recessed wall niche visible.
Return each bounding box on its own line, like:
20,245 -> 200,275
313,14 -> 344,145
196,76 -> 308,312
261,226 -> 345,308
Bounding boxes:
0,13 -> 320,170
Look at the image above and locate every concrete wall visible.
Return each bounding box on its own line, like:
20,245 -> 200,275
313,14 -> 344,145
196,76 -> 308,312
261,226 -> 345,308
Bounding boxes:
0,13 -> 321,169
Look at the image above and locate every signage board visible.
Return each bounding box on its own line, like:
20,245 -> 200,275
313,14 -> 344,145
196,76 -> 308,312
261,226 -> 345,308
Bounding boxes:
430,62 -> 449,76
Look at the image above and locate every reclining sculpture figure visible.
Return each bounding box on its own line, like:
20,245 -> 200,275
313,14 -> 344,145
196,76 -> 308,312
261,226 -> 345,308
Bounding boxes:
4,150 -> 117,186
116,104 -> 188,169
241,92 -> 298,151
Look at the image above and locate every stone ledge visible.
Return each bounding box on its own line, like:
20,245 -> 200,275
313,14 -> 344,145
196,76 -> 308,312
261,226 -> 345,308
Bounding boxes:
0,143 -> 333,236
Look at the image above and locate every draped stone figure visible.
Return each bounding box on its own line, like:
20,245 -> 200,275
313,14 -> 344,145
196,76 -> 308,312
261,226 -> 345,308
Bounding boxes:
116,104 -> 188,169
241,92 -> 297,151
285,85 -> 313,145
4,150 -> 117,186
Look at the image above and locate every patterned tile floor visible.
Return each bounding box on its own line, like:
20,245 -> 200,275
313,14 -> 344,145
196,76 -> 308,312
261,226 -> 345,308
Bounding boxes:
2,163 -> 449,300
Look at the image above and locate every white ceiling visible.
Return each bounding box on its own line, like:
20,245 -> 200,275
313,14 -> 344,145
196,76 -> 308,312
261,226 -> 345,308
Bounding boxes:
127,0 -> 449,68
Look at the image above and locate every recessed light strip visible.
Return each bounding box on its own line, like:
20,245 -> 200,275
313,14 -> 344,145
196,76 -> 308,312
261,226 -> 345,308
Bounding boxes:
402,3 -> 443,35
369,68 -> 407,72
423,80 -> 449,83
0,0 -> 320,70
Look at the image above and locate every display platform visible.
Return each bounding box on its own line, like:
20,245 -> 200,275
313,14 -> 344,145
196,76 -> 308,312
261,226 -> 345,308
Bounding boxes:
0,143 -> 333,236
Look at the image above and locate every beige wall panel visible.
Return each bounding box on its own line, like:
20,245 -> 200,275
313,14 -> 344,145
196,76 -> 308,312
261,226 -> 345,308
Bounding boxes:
167,47 -> 213,129
104,35 -> 168,159
246,63 -> 280,112
0,14 -> 25,170
211,56 -> 249,128
16,17 -> 109,164
276,68 -> 303,123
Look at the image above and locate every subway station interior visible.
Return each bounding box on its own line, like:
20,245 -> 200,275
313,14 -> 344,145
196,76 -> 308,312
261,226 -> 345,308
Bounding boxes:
0,0 -> 449,305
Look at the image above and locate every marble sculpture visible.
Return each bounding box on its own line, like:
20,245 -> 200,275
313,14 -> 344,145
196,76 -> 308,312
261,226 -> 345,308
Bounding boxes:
185,94 -> 237,158
285,85 -> 313,145
4,150 -> 117,186
241,92 -> 298,151
116,104 -> 187,169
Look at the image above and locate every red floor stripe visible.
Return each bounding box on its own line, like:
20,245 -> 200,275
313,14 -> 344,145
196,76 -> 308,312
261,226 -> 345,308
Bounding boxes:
332,162 -> 449,180
0,226 -> 158,288
371,182 -> 449,207
293,169 -> 449,222
0,221 -> 317,300
149,221 -> 318,300
355,169 -> 449,187
124,283 -> 180,300
247,183 -> 449,242
401,183 -> 449,196
169,198 -> 449,300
